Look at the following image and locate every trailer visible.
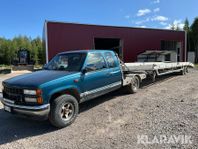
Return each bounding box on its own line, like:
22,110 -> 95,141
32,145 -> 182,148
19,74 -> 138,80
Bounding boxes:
124,62 -> 194,81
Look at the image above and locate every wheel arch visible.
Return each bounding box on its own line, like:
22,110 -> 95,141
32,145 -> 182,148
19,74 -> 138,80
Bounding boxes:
49,88 -> 81,104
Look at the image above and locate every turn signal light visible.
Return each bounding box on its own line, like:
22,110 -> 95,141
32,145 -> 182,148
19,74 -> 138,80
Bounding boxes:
37,97 -> 43,104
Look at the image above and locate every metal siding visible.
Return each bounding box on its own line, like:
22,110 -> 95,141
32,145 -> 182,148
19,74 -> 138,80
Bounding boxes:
46,22 -> 186,62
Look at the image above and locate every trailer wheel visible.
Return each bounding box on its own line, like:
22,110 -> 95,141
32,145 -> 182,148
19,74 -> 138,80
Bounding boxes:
49,94 -> 79,128
180,67 -> 187,75
152,71 -> 157,82
126,76 -> 140,94
186,67 -> 189,73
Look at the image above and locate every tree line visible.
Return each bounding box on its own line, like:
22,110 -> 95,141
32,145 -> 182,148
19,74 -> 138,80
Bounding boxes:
0,36 -> 45,65
183,17 -> 198,63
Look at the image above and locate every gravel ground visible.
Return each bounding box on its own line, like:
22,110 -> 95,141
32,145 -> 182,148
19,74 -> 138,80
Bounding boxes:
0,69 -> 197,149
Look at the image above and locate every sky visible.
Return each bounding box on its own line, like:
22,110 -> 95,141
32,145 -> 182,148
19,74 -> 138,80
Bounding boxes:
0,0 -> 197,39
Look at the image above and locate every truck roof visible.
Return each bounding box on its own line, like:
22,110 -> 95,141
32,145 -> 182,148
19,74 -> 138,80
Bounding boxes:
58,49 -> 114,55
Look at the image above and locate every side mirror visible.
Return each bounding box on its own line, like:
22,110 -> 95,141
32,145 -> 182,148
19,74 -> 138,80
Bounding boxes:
82,64 -> 96,74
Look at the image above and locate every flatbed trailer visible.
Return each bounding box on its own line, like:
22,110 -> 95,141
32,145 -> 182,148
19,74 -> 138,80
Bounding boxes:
124,62 -> 194,81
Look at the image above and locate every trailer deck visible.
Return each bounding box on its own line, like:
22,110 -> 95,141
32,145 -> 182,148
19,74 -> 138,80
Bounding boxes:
125,62 -> 194,81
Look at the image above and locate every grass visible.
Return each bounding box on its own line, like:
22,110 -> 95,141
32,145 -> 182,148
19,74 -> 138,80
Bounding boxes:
0,65 -> 12,74
34,64 -> 43,69
195,64 -> 198,69
0,65 -> 11,70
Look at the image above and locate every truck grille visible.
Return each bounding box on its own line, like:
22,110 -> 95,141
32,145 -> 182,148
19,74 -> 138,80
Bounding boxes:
3,85 -> 24,104
4,86 -> 23,94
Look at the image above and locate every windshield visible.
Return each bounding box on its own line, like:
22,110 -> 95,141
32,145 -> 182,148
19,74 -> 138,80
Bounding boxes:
45,53 -> 87,71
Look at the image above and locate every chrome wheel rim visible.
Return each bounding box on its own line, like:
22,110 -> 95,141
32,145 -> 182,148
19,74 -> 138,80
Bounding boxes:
60,102 -> 74,121
132,78 -> 138,90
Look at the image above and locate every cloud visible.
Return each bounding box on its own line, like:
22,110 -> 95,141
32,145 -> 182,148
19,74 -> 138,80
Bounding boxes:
125,15 -> 130,19
139,25 -> 146,28
153,0 -> 160,4
173,20 -> 184,29
137,9 -> 151,17
136,25 -> 147,28
153,8 -> 160,12
151,16 -> 168,22
164,24 -> 172,29
160,22 -> 167,26
135,17 -> 150,25
164,20 -> 184,29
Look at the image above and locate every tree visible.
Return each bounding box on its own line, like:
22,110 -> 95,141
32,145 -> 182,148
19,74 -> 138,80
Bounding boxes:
170,23 -> 175,30
183,18 -> 190,31
0,36 -> 45,65
175,24 -> 180,31
190,17 -> 198,63
183,18 -> 191,52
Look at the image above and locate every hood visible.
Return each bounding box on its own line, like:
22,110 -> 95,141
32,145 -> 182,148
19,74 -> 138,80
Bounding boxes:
3,70 -> 77,88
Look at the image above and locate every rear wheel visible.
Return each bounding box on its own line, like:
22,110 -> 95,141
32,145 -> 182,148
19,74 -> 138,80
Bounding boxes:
49,94 -> 79,128
125,76 -> 140,94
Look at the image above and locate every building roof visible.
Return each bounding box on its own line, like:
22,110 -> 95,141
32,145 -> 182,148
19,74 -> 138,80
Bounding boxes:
45,20 -> 185,33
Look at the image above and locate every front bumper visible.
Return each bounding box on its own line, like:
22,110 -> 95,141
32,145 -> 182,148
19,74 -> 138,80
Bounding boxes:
1,98 -> 50,118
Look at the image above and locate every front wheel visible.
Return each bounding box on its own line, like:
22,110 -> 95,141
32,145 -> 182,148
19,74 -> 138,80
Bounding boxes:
125,76 -> 140,94
49,94 -> 79,128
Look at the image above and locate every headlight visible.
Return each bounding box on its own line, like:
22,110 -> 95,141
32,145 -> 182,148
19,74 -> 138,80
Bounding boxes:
24,90 -> 36,95
24,97 -> 37,103
24,89 -> 42,96
24,89 -> 43,104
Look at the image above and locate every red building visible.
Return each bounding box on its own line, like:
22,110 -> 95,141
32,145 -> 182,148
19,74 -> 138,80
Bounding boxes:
43,21 -> 187,63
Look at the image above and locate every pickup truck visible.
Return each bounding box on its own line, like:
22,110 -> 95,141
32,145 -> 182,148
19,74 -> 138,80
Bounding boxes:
1,50 -> 146,128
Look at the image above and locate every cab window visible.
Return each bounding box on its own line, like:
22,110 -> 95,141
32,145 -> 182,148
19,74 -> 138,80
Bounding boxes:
86,53 -> 107,71
104,52 -> 117,68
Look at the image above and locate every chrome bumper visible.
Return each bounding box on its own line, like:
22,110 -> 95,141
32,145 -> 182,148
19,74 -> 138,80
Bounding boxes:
1,98 -> 50,118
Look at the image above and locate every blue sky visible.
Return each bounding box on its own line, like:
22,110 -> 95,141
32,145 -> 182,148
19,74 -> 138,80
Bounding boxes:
0,0 -> 197,39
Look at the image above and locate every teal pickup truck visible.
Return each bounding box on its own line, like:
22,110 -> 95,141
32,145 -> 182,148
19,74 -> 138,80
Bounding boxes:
1,50 -> 146,128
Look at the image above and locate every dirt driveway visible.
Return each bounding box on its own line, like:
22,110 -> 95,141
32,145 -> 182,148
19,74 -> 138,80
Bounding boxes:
0,69 -> 197,149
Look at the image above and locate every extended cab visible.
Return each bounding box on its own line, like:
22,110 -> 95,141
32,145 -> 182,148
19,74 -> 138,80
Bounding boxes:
1,50 -> 146,128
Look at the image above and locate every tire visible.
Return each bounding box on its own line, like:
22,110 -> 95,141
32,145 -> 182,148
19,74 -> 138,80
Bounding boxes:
186,67 -> 189,73
152,71 -> 157,82
180,67 -> 187,75
125,76 -> 140,94
49,94 -> 79,128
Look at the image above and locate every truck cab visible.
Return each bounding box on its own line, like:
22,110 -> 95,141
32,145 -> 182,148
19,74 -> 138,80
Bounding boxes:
1,50 -> 143,128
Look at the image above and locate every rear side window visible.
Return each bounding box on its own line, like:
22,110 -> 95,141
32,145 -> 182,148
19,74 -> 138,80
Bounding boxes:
86,53 -> 107,71
104,52 -> 117,68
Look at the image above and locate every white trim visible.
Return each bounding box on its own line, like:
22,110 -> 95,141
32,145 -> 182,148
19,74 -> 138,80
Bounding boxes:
80,81 -> 122,98
45,21 -> 49,63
